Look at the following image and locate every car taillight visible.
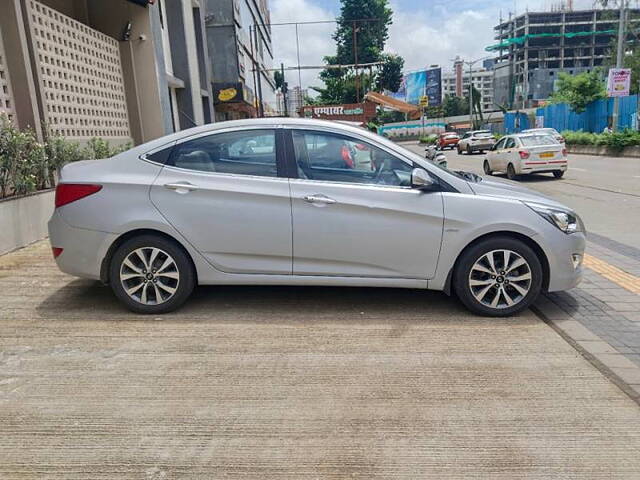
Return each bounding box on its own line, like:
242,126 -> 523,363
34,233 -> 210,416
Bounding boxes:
518,150 -> 530,159
55,184 -> 102,208
51,247 -> 63,259
562,148 -> 568,156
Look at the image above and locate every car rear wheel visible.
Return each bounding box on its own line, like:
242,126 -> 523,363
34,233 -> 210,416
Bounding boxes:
507,163 -> 518,180
483,160 -> 493,175
553,170 -> 565,178
454,237 -> 543,317
109,234 -> 195,314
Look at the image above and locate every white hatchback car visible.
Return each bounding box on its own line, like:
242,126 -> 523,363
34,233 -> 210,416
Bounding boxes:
484,134 -> 568,180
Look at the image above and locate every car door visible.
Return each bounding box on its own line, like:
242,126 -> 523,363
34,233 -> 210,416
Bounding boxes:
150,128 -> 293,275
488,137 -> 506,171
286,128 -> 444,279
502,137 -> 517,170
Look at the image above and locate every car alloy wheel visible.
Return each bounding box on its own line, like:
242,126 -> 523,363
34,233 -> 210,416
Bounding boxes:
120,247 -> 180,305
109,234 -> 195,314
468,249 -> 532,310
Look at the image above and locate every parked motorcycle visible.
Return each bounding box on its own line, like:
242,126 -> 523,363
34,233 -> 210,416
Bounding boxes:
425,145 -> 448,168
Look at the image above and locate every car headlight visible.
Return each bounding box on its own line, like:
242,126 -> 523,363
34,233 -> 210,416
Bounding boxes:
524,202 -> 585,234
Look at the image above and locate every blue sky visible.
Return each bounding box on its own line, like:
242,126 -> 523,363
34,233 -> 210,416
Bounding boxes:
269,0 -> 596,92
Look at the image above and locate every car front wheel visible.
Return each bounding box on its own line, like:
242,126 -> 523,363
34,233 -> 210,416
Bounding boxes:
109,234 -> 195,314
454,237 -> 543,317
483,160 -> 493,175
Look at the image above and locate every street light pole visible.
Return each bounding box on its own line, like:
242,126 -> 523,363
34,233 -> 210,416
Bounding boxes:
468,62 -> 474,129
612,0 -> 628,132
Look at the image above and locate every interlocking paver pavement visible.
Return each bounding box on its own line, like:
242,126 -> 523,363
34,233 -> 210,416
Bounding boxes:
2,241 -> 640,479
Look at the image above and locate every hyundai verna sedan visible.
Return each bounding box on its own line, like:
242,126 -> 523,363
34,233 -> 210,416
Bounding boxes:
48,118 -> 585,317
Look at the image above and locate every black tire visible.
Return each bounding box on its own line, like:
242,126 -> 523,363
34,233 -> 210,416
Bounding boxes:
109,234 -> 195,314
466,145 -> 473,155
483,160 -> 493,175
457,146 -> 463,155
453,236 -> 543,317
553,170 -> 565,178
507,163 -> 518,180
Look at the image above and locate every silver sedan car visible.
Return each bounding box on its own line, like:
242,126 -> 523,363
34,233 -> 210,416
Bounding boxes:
49,118 -> 585,317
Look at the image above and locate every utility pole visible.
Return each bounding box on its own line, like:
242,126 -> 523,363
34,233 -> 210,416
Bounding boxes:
613,0 -> 628,132
353,21 -> 360,103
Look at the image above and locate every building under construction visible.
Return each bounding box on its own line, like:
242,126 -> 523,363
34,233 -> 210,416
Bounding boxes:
491,6 -> 640,109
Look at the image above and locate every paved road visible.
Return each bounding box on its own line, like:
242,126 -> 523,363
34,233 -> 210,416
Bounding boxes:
2,241 -> 640,478
405,144 -> 640,248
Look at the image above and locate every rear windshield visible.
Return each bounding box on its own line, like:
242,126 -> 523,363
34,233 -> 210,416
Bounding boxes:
444,134 -> 458,139
520,135 -> 558,147
473,132 -> 492,138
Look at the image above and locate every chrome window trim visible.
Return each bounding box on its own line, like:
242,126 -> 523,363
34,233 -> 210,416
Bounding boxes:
139,141 -> 177,165
161,127 -> 282,180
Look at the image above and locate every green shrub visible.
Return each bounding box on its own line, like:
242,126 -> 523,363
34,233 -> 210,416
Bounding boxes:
561,129 -> 640,151
418,134 -> 438,145
0,113 -> 132,200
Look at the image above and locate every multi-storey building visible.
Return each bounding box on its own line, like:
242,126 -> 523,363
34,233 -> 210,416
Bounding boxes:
204,0 -> 276,120
492,7 -> 640,108
275,86 -> 307,117
0,0 -> 214,146
442,60 -> 496,112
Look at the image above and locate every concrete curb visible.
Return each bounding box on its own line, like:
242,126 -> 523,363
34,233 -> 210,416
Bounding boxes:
567,144 -> 640,158
533,298 -> 640,405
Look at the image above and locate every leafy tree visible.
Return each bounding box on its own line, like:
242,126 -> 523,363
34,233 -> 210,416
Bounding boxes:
375,54 -> 404,92
313,0 -> 403,105
332,0 -> 392,65
549,69 -> 607,112
442,95 -> 469,117
274,70 -> 285,91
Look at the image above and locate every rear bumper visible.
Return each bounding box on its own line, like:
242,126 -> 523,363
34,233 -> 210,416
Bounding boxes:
48,211 -> 117,280
520,161 -> 568,174
469,143 -> 494,151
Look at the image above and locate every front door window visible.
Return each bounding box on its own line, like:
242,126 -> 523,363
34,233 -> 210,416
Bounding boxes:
292,130 -> 413,187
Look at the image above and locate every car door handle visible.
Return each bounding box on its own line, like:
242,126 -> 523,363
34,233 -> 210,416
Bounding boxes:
164,182 -> 200,192
303,194 -> 337,205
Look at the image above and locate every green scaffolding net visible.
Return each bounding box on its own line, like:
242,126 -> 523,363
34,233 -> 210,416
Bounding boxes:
485,30 -> 616,51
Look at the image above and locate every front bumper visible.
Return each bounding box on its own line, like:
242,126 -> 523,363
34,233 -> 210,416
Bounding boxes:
48,211 -> 117,280
544,231 -> 586,292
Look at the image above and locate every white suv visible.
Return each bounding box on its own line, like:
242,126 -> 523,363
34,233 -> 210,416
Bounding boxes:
457,130 -> 496,155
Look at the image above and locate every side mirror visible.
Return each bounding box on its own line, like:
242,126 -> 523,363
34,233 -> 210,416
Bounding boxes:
411,168 -> 437,190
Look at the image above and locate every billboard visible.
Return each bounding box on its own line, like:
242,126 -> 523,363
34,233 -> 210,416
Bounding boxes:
425,67 -> 442,107
607,68 -> 631,97
405,70 -> 427,105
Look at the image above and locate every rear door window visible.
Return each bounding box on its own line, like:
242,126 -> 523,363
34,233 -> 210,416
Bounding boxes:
168,129 -> 278,177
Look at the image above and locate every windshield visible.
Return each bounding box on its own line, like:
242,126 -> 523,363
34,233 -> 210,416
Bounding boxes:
519,135 -> 559,147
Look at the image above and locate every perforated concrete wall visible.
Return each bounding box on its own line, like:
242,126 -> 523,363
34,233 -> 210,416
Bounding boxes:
26,0 -> 131,141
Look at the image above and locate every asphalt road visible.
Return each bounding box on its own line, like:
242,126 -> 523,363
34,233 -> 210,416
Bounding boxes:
404,143 -> 640,249
2,239 -> 640,478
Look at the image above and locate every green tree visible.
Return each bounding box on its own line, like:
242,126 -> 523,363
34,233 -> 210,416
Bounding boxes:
442,95 -> 469,117
313,0 -> 403,105
375,54 -> 404,92
549,69 -> 607,112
